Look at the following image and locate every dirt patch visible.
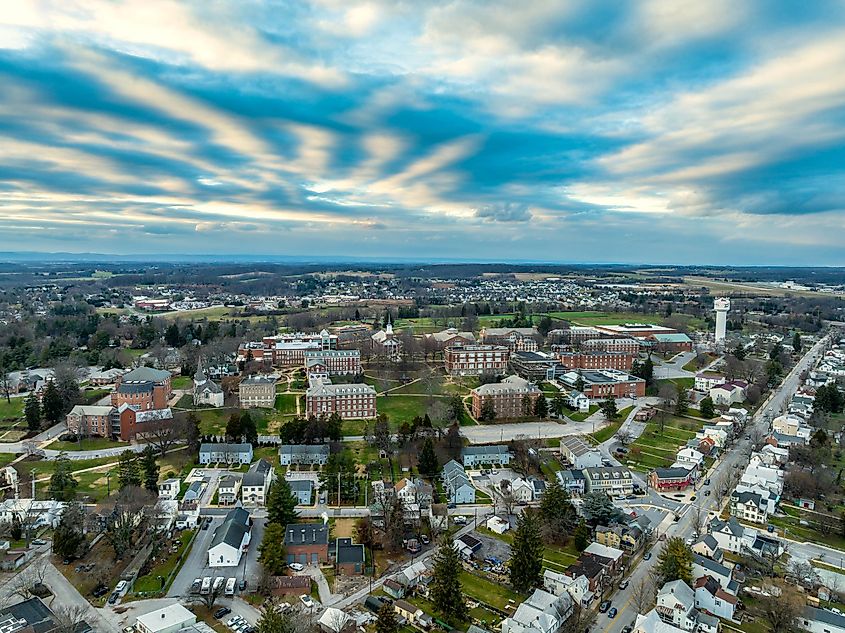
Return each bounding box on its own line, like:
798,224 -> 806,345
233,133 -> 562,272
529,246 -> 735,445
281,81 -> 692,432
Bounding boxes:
54,538 -> 134,603
470,530 -> 512,562
332,518 -> 358,538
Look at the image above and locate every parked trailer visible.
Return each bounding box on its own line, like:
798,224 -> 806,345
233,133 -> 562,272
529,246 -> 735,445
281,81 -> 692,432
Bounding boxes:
201,577 -> 212,595
225,577 -> 236,596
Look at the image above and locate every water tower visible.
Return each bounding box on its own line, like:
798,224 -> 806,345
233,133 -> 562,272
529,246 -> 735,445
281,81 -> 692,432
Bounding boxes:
714,297 -> 730,342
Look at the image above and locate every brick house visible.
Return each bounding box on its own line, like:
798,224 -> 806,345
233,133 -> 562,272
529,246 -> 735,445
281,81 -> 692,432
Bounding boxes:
648,466 -> 696,491
305,377 -> 376,419
445,345 -> 510,376
285,522 -> 330,565
66,405 -> 116,438
332,537 -> 365,575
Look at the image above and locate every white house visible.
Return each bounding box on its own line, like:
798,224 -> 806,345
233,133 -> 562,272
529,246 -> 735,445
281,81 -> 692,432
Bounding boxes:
675,448 -> 704,469
800,607 -> 845,633
695,374 -> 725,392
566,391 -> 590,412
208,507 -> 251,567
486,516 -> 511,534
242,459 -> 273,507
158,478 -> 181,500
199,443 -> 253,465
0,499 -> 65,528
709,382 -> 747,405
461,445 -> 511,468
442,460 -> 476,504
509,478 -> 534,503
708,518 -> 748,554
543,569 -> 590,607
279,444 -> 330,466
692,554 -> 734,593
135,604 -> 197,633
695,575 -> 737,620
501,589 -> 573,633
559,435 -> 603,469
730,490 -> 769,524
655,580 -> 698,631
217,475 -> 241,505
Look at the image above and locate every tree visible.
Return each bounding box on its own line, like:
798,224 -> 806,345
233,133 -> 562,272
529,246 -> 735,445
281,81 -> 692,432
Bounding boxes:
41,381 -> 64,425
447,394 -> 464,422
538,479 -> 578,544
355,517 -> 378,570
104,486 -> 155,559
582,491 -> 622,526
53,501 -> 86,560
117,450 -> 141,490
675,384 -> 688,415
266,479 -> 299,526
574,371 -> 585,393
259,523 -> 287,574
600,395 -> 618,421
759,581 -> 804,633
226,412 -> 244,441
185,411 -> 201,456
24,391 -> 41,432
656,537 -> 693,584
479,397 -> 496,422
140,445 -> 160,494
522,394 -> 534,417
53,364 -> 81,413
321,450 -> 358,503
615,428 -> 633,446
49,453 -> 78,502
372,414 -> 392,454
430,532 -> 467,620
534,395 -> 548,419
699,396 -> 715,419
631,577 -> 655,614
418,438 -> 440,478
240,411 -> 258,444
792,332 -> 802,353
256,602 -> 298,633
573,519 -> 590,551
509,510 -> 544,593
326,412 -> 343,442
551,393 -> 566,417
376,602 -> 398,633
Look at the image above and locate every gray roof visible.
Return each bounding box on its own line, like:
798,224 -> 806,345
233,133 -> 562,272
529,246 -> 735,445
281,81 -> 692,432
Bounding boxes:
732,490 -> 764,507
653,467 -> 693,479
584,466 -> 633,481
803,606 -> 845,628
117,380 -> 154,394
240,374 -> 276,385
695,534 -> 719,552
200,442 -> 252,454
462,445 -> 509,456
693,553 -> 731,578
334,537 -> 365,564
122,366 -> 171,382
285,522 -> 329,546
280,444 -> 330,456
560,435 -> 598,457
288,480 -> 313,493
659,579 -> 695,607
710,516 -> 744,537
211,507 -> 250,550
243,459 -> 272,487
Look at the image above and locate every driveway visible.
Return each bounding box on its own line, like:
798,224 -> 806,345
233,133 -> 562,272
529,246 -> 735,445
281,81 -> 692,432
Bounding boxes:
167,517 -> 223,598
460,419 -> 601,444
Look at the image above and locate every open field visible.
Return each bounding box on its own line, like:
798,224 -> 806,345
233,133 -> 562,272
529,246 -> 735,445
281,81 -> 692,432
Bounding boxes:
376,395 -> 436,423
624,417 -> 703,471
46,437 -> 127,452
0,398 -> 24,421
171,375 -> 192,389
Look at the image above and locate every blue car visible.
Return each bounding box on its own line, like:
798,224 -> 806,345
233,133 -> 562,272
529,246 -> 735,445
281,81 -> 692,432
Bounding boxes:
608,608 -> 618,619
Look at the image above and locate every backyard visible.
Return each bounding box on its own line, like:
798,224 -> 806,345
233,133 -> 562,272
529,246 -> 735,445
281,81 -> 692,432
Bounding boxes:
133,529 -> 197,594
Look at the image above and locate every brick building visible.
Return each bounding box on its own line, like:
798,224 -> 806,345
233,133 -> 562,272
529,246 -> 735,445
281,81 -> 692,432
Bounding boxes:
648,466 -> 696,491
66,405 -> 116,437
285,522 -> 329,565
445,344 -> 510,376
111,366 -> 171,410
239,375 -> 276,408
471,376 -> 542,419
582,337 -> 642,354
303,349 -> 361,377
424,328 -> 476,351
117,405 -> 174,441
556,351 -> 637,372
558,370 -> 646,401
479,327 -> 539,352
239,330 -> 337,367
647,332 -> 694,354
306,377 -> 376,419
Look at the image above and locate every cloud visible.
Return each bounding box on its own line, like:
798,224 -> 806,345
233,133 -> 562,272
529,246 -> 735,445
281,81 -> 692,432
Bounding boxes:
474,202 -> 533,223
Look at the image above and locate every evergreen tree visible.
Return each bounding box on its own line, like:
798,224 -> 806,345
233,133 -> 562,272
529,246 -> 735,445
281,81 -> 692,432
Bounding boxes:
573,519 -> 590,551
24,391 -> 41,432
267,479 -> 299,526
574,371 -> 585,393
538,479 -> 578,544
226,412 -> 244,441
141,445 -> 160,494
509,510 -> 544,593
49,453 -> 78,501
480,397 -> 496,421
258,523 -> 287,574
376,602 -> 399,633
53,501 -> 86,559
522,394 -> 534,417
256,601 -> 296,633
185,411 -> 201,456
430,532 -> 467,621
582,491 -> 622,526
326,412 -> 343,441
656,537 -> 693,584
240,411 -> 258,444
117,450 -> 141,489
699,396 -> 715,419
600,395 -> 618,420
551,393 -> 566,417
418,438 -> 440,478
792,332 -> 802,353
534,395 -> 548,418
41,381 -> 64,425
675,384 -> 689,415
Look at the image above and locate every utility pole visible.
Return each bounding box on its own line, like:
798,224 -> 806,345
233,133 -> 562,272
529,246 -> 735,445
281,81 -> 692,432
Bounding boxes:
30,469 -> 36,500
337,472 -> 341,507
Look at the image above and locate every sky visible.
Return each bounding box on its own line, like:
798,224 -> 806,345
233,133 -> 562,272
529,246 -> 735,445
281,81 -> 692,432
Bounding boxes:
2,1 -> 845,265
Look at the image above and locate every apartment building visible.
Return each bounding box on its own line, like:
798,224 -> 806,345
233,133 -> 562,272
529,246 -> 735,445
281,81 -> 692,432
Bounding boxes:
445,344 -> 509,376
583,466 -> 634,496
239,375 -> 276,408
471,376 -> 542,419
305,377 -> 376,419
117,406 -> 174,442
66,405 -> 116,437
111,366 -> 171,409
479,327 -> 539,352
556,351 -> 637,372
582,337 -> 641,354
303,349 -> 361,377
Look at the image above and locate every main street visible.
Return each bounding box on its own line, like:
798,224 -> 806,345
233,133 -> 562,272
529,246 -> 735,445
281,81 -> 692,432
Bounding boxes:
598,334 -> 830,633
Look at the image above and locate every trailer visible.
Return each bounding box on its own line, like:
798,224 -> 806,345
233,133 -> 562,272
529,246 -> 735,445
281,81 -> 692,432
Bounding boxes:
200,577 -> 211,595
225,577 -> 236,596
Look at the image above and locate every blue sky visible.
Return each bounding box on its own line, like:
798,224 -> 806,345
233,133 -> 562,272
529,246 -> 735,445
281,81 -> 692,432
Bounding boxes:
2,1 -> 845,265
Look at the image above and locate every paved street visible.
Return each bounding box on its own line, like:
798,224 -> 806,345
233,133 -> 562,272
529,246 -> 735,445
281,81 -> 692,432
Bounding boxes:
168,517 -> 224,598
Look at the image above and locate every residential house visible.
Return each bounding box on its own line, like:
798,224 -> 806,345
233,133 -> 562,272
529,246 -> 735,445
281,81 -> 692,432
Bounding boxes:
708,517 -> 750,554
461,445 -> 511,468
442,460 -> 476,504
655,580 -> 698,631
208,507 -> 251,567
200,443 -> 253,465
695,575 -> 737,620
318,608 -> 352,633
183,480 -> 205,503
566,391 -> 590,412
395,478 -> 433,509
709,382 -> 747,406
429,504 -> 448,532
692,554 -> 735,593
674,448 -> 704,469
288,479 -> 314,505
285,522 -> 329,565
559,435 -> 603,469
695,374 -> 725,392
543,569 -> 591,607
648,467 -> 696,491
583,542 -> 624,573
396,560 -> 429,589
771,414 -> 805,436
730,490 -> 768,524
383,579 -> 404,599
690,535 -> 722,562
564,553 -> 608,594
393,600 -> 423,626
279,444 -> 330,466
800,606 -> 845,633
583,466 -> 634,496
332,537 -> 365,575
509,477 -> 535,503
217,475 -> 241,505
135,604 -> 196,633
501,589 -> 573,633
556,469 -> 587,496
242,459 -> 273,507
158,478 -> 181,500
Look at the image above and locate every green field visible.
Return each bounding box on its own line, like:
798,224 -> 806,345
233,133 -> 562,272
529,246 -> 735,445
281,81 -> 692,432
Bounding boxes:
567,404 -> 599,422
274,393 -> 299,415
376,395 -> 433,423
171,375 -> 192,390
46,437 -> 127,452
624,417 -> 704,471
0,398 -> 24,421
191,408 -> 239,435
459,571 -> 524,610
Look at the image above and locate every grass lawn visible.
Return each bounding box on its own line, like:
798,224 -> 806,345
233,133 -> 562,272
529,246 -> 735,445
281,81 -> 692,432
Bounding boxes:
133,529 -> 197,594
376,395 -> 432,423
590,418 -> 623,444
0,398 -> 24,421
476,527 -> 579,573
46,437 -> 127,452
171,375 -> 192,390
191,407 -> 239,435
459,570 -> 524,610
542,311 -> 663,326
567,405 -> 599,422
274,393 -> 299,415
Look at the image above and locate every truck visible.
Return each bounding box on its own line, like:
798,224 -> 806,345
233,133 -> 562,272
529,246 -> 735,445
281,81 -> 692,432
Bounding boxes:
212,577 -> 225,593
200,577 -> 212,595
225,577 -> 236,596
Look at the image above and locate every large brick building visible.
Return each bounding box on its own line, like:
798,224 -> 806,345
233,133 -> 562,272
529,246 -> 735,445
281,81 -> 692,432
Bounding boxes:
557,351 -> 637,372
479,327 -> 539,352
471,376 -> 542,419
285,522 -> 330,565
66,405 -> 116,437
303,349 -> 361,377
117,405 -> 174,441
239,375 -> 276,408
559,370 -> 646,401
305,377 -> 376,419
582,337 -> 642,354
111,366 -> 171,410
445,344 -> 509,376
238,330 -> 338,367
424,328 -> 476,351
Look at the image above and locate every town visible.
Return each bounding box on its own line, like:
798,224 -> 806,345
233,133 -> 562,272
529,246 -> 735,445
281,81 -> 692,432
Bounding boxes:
0,262 -> 842,633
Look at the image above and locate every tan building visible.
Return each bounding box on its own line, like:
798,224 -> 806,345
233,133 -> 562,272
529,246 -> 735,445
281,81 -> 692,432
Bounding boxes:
471,375 -> 542,419
445,344 -> 509,376
479,327 -> 539,352
239,374 -> 276,408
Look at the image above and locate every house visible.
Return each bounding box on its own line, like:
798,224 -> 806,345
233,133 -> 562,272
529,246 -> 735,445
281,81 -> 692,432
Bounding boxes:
509,477 -> 535,503
655,579 -> 698,631
396,560 -> 429,589
395,478 -> 433,509
242,459 -> 273,507
461,445 -> 511,467
135,604 -> 196,633
564,553 -> 608,593
648,467 -> 696,491
501,589 -> 573,633
193,362 -> 224,407
285,522 -> 329,565
239,374 -> 276,408
692,554 -> 735,593
800,606 -> 845,633
690,535 -> 722,562
318,608 -> 352,633
730,490 -> 768,524
0,499 -> 65,529
595,523 -> 645,553
583,466 -> 634,496
559,435 -> 603,469
383,579 -> 404,599
158,478 -> 181,500
708,517 -> 748,554
567,391 -> 590,412
698,426 -> 728,448
217,475 -> 241,505
695,373 -> 725,392
530,478 -> 546,499
442,460 -> 476,504
429,504 -> 448,532
199,443 -> 253,465
332,537 -> 365,575
695,575 -> 737,620
183,480 -> 205,503
771,414 -> 805,436
583,542 -> 624,573
393,600 -> 423,625
709,382 -> 747,405
486,516 -> 511,534
279,444 -> 330,466
543,569 -> 591,607
632,610 -> 687,633
674,448 -> 704,469
556,469 -> 587,496
288,479 -> 314,505
208,507 -> 251,567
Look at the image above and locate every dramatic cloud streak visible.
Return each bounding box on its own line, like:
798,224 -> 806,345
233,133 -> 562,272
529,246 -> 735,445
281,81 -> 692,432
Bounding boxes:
0,1 -> 844,264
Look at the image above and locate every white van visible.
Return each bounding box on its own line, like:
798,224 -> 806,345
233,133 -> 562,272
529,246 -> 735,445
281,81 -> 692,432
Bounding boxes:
115,580 -> 127,595
225,577 -> 236,596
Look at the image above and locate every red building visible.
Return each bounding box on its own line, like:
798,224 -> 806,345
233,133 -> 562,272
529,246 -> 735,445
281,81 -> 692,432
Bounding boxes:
285,523 -> 330,566
444,345 -> 509,376
112,367 -> 172,410
648,466 -> 696,491
305,377 -> 377,419
304,349 -> 361,376
117,406 -> 174,441
560,370 -> 646,400
557,351 -> 637,372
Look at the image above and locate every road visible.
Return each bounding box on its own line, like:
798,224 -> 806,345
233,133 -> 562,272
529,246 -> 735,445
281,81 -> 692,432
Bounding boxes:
600,333 -> 829,633
652,351 -> 697,379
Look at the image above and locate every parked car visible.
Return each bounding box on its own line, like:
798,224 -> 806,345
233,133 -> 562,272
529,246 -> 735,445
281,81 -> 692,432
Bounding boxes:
238,580 -> 247,591
420,535 -> 430,545
108,593 -> 119,605
300,595 -> 314,608
643,552 -> 652,560
618,580 -> 629,590
599,601 -> 611,613
767,524 -> 775,533
215,608 -> 232,619
453,516 -> 467,525
288,563 -> 304,572
92,585 -> 109,598
608,608 -> 618,619
31,539 -> 47,546
621,626 -> 633,633
704,490 -> 711,496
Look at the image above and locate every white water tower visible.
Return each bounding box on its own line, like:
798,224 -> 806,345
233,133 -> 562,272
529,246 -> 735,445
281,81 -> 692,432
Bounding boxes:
714,297 -> 730,342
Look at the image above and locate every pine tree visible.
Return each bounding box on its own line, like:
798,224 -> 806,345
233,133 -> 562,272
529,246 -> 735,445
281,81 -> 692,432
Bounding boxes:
656,537 -> 693,584
538,479 -> 578,544
551,393 -> 565,417
573,519 -> 590,551
480,397 -> 496,421
792,332 -> 802,353
258,523 -> 288,574
418,438 -> 440,478
675,384 -> 689,415
185,411 -> 201,456
240,411 -> 258,444
600,395 -> 618,420
534,395 -> 548,418
24,391 -> 41,432
267,479 -> 299,526
376,602 -> 399,633
41,381 -> 64,425
226,412 -> 244,441
49,453 -> 78,501
509,510 -> 544,593
53,501 -> 86,559
430,532 -> 467,620
141,446 -> 160,494
699,396 -> 715,419
256,601 -> 296,633
117,450 -> 141,489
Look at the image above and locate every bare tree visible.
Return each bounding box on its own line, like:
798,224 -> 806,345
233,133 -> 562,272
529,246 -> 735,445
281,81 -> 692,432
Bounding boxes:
494,483 -> 516,518
52,604 -> 91,633
615,428 -> 633,446
138,417 -> 184,456
631,577 -> 656,613
560,603 -> 596,633
191,580 -> 225,610
689,505 -> 706,537
9,559 -> 49,599
758,581 -> 804,633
